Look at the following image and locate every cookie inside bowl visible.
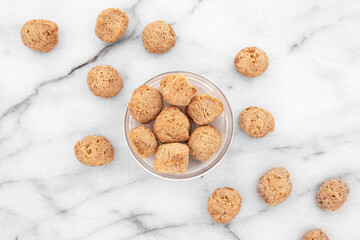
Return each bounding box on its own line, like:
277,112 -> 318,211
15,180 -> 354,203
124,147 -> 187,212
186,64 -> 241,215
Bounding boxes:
124,71 -> 233,180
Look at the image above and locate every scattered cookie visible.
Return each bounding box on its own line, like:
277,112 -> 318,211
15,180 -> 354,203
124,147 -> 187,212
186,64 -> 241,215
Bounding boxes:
208,187 -> 242,224
128,85 -> 163,124
153,106 -> 191,143
186,94 -> 224,125
128,125 -> 158,158
95,8 -> 129,43
154,143 -> 189,174
160,74 -> 197,106
257,167 -> 292,206
302,229 -> 329,240
74,135 -> 114,166
238,106 -> 274,138
20,19 -> 59,52
87,65 -> 123,98
234,47 -> 268,78
317,177 -> 350,211
188,125 -> 222,161
142,20 -> 176,54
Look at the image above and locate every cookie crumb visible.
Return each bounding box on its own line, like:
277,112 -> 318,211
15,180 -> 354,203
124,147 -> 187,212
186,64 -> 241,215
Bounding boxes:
95,8 -> 129,42
317,177 -> 350,211
74,135 -> 114,166
142,21 -> 176,54
87,65 -> 123,98
208,187 -> 242,224
20,19 -> 59,52
234,47 -> 268,78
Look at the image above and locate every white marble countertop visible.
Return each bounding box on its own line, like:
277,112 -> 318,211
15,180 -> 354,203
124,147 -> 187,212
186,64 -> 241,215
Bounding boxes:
1,0 -> 360,239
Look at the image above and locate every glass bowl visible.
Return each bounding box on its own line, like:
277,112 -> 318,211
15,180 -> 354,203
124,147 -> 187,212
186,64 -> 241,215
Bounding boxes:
124,71 -> 234,180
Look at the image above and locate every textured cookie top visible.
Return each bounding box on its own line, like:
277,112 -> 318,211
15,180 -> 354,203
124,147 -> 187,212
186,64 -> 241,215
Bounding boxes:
128,125 -> 158,158
317,177 -> 350,211
160,74 -> 197,106
154,143 -> 189,174
238,106 -> 274,138
142,21 -> 176,54
74,135 -> 114,166
153,106 -> 191,143
302,229 -> 329,240
95,8 -> 129,42
87,65 -> 123,98
186,94 -> 224,125
234,47 -> 268,78
128,85 -> 163,124
20,19 -> 59,52
257,167 -> 292,206
208,187 -> 242,224
188,125 -> 222,162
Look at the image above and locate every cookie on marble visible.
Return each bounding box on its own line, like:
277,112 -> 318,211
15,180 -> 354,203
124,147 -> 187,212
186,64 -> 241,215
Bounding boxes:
238,106 -> 274,138
87,65 -> 123,98
316,177 -> 350,211
208,187 -> 242,224
128,85 -> 163,124
20,19 -> 59,52
257,167 -> 292,206
154,143 -> 189,174
188,125 -> 222,161
160,74 -> 197,106
142,20 -> 176,54
74,135 -> 114,166
186,94 -> 224,125
95,8 -> 129,42
153,106 -> 191,143
302,229 -> 329,240
128,125 -> 158,158
234,47 -> 268,78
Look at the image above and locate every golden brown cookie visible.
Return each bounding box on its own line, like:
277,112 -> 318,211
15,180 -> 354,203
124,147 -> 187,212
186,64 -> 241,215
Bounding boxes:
208,187 -> 242,224
20,19 -> 59,52
153,106 -> 191,143
74,135 -> 114,166
234,47 -> 268,78
316,177 -> 350,211
128,85 -> 163,124
188,125 -> 222,161
238,106 -> 274,138
257,167 -> 292,206
302,229 -> 329,240
87,65 -> 123,98
160,74 -> 197,106
142,20 -> 176,54
186,94 -> 224,125
95,8 -> 129,42
128,125 -> 158,158
154,143 -> 189,174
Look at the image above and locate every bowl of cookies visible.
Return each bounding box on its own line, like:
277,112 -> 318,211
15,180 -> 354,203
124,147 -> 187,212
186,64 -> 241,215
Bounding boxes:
124,71 -> 233,180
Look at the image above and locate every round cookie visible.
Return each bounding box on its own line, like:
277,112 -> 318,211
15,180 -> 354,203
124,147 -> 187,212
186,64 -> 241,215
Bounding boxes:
87,65 -> 123,98
208,187 -> 242,224
74,135 -> 114,166
186,94 -> 224,125
316,177 -> 350,211
128,125 -> 158,158
95,8 -> 129,42
160,74 -> 197,106
302,229 -> 329,240
188,125 -> 222,161
238,106 -> 274,138
234,47 -> 268,78
20,19 -> 59,52
257,167 -> 292,206
142,20 -> 176,54
154,143 -> 189,174
153,106 -> 191,143
128,85 -> 163,124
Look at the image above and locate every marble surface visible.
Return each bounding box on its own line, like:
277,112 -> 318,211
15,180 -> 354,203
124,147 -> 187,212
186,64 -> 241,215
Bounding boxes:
1,0 -> 360,239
